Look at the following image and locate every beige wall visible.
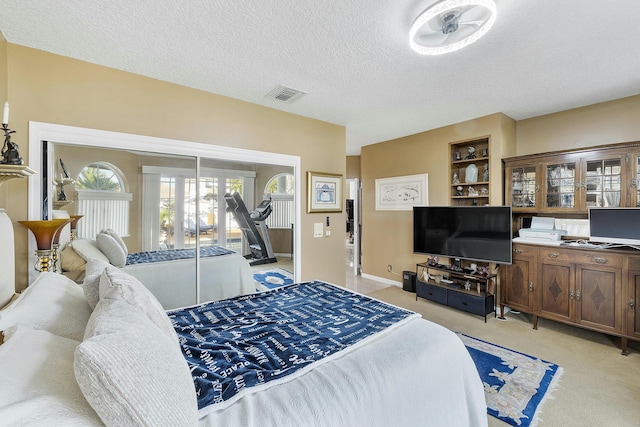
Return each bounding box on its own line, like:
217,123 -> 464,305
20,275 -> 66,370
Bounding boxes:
360,113 -> 516,281
516,95 -> 640,155
1,44 -> 346,292
346,156 -> 360,179
361,96 -> 640,284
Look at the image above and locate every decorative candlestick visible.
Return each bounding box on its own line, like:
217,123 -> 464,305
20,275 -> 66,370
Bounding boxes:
1,122 -> 24,165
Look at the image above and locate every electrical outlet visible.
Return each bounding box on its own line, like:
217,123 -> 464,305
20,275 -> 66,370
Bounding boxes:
387,265 -> 392,272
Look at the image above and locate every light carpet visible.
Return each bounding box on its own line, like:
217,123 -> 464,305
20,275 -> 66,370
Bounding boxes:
253,267 -> 294,291
458,333 -> 563,427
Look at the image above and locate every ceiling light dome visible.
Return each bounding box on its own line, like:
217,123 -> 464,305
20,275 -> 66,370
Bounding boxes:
409,0 -> 497,55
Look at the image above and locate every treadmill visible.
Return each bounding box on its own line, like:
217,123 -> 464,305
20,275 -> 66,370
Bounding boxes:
224,192 -> 277,266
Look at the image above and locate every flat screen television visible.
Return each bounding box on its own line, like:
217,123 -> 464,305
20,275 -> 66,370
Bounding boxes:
413,206 -> 512,264
589,207 -> 640,246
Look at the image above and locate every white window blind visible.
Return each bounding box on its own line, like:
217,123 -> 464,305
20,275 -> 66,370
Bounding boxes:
266,195 -> 294,229
75,190 -> 132,239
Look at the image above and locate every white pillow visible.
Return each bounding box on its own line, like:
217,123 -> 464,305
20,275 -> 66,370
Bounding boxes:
0,325 -> 102,425
101,228 -> 128,256
99,265 -> 178,343
75,298 -> 197,427
82,258 -> 110,310
71,239 -> 110,264
96,233 -> 126,267
0,272 -> 91,341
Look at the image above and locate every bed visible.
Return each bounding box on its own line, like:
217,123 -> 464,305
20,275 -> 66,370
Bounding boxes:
121,246 -> 255,309
0,263 -> 488,426
61,234 -> 255,309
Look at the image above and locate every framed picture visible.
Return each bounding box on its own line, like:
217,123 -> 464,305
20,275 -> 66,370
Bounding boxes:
375,173 -> 429,211
307,171 -> 343,213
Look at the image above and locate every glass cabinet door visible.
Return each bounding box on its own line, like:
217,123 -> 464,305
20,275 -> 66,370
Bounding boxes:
584,158 -> 622,208
545,162 -> 577,209
509,165 -> 538,209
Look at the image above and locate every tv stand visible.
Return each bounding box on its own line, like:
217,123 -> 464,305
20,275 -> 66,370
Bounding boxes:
415,262 -> 496,322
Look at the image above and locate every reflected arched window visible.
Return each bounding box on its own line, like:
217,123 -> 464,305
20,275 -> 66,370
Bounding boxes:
264,173 -> 294,229
265,173 -> 294,195
76,162 -> 125,191
75,162 -> 132,238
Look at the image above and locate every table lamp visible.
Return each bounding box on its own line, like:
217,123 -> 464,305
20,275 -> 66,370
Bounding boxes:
51,218 -> 72,272
18,219 -> 71,272
69,214 -> 83,240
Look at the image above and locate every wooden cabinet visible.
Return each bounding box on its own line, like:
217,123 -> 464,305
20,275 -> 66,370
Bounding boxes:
538,247 -> 574,325
501,243 -> 633,354
504,143 -> 638,214
625,256 -> 640,344
573,252 -> 623,335
450,138 -> 490,206
505,161 -> 540,212
500,244 -> 537,315
630,152 -> 640,207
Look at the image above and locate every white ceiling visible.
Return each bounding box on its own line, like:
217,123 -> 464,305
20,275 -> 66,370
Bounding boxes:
1,1 -> 639,155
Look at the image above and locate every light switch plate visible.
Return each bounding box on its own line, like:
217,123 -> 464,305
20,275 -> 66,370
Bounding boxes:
314,222 -> 323,238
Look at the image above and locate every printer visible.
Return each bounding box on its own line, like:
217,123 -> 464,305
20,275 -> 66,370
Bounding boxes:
516,217 -> 568,243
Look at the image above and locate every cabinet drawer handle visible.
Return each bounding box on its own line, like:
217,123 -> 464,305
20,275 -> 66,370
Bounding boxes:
576,289 -> 581,301
535,184 -> 540,193
528,281 -> 533,292
630,298 -> 635,310
513,248 -> 522,254
570,290 -> 575,300
593,257 -> 608,264
547,252 -> 560,258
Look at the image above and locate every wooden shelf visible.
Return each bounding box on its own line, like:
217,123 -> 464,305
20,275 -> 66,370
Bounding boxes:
452,156 -> 489,165
450,138 -> 490,206
452,181 -> 488,187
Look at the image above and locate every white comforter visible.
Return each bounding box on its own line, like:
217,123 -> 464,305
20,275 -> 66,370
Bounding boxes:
198,316 -> 488,427
122,252 -> 255,309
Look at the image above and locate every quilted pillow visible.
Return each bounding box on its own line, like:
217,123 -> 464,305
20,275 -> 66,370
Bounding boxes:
96,233 -> 126,267
98,265 -> 178,343
0,325 -> 102,425
100,228 -> 128,256
82,258 -> 110,310
0,272 -> 91,341
75,298 -> 197,427
71,239 -> 110,264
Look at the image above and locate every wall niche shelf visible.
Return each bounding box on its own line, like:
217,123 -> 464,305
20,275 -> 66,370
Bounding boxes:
450,138 -> 490,206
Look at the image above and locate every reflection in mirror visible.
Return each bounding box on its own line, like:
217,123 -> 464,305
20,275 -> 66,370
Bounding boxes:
45,142 -> 295,309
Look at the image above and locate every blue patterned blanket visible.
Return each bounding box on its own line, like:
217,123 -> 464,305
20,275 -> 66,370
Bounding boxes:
126,245 -> 234,265
168,281 -> 418,414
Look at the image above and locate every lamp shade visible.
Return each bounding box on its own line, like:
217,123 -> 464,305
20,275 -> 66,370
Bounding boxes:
18,219 -> 71,250
69,214 -> 83,230
53,219 -> 72,245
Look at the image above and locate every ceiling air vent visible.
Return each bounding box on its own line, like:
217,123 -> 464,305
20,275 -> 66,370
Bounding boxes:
266,85 -> 306,103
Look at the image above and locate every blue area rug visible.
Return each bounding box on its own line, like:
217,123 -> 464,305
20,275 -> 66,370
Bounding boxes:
457,333 -> 563,427
253,267 -> 294,291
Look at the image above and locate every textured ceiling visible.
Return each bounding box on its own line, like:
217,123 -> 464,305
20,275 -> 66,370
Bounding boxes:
1,1 -> 639,155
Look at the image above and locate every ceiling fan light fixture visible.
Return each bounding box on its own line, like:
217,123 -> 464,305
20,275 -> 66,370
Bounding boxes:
409,0 -> 497,55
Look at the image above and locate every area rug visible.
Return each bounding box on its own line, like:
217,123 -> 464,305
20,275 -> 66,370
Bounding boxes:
253,267 -> 294,291
457,333 -> 563,427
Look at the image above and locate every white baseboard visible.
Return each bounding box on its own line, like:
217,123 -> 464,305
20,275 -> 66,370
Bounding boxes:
274,253 -> 293,258
360,272 -> 402,287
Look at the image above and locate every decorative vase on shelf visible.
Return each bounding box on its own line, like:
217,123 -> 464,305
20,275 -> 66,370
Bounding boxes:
465,164 -> 478,183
